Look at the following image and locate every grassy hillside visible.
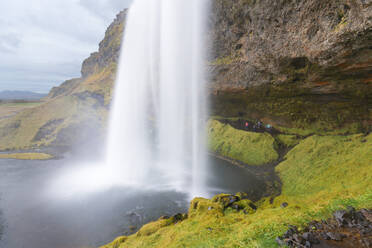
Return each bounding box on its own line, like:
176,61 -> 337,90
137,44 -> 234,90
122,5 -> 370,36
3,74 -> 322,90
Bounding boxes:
102,131 -> 372,248
208,120 -> 278,165
0,11 -> 126,151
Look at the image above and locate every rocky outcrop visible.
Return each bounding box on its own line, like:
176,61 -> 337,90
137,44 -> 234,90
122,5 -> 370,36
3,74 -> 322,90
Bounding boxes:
47,78 -> 81,99
277,207 -> 372,247
81,10 -> 127,78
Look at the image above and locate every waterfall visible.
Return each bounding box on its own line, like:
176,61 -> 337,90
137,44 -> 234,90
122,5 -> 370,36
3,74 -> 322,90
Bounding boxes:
105,0 -> 209,197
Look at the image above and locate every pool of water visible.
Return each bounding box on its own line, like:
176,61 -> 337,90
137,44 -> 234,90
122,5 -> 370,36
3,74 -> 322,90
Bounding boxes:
0,156 -> 266,248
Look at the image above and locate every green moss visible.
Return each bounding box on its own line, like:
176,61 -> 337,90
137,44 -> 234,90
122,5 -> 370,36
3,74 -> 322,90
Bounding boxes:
209,55 -> 237,65
101,236 -> 127,248
102,133 -> 372,248
208,120 -> 279,166
189,197 -> 224,218
276,134 -> 372,200
0,153 -> 53,160
276,134 -> 302,147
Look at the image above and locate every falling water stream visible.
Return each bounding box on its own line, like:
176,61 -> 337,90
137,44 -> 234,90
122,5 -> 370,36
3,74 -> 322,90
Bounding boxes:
105,0 -> 209,197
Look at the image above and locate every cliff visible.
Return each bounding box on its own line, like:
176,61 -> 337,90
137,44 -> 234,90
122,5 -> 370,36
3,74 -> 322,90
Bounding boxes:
0,10 -> 127,151
209,0 -> 372,134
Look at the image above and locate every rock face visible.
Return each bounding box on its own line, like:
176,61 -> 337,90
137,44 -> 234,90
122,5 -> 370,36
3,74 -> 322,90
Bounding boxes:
209,0 -> 372,93
209,0 -> 372,133
48,9 -> 127,100
81,10 -> 127,78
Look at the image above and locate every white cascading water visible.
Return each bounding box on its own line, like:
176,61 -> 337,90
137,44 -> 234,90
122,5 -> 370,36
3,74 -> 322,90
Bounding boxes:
105,0 -> 209,197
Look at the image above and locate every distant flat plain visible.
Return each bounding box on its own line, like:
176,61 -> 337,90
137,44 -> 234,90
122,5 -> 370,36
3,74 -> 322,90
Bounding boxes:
0,101 -> 43,120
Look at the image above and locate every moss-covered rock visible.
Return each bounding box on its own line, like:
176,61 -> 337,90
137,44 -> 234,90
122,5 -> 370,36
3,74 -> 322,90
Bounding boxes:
212,194 -> 240,208
208,120 -> 278,165
188,197 -> 224,218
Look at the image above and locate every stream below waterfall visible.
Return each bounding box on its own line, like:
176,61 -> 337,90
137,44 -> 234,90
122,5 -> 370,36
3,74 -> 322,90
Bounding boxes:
0,156 -> 268,248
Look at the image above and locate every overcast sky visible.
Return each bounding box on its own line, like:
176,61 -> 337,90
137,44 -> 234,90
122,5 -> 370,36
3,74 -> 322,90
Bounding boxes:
0,0 -> 133,93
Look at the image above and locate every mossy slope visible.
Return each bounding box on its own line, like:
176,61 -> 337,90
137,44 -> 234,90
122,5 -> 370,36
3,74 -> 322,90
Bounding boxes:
0,153 -> 53,160
208,120 -> 278,166
102,133 -> 372,248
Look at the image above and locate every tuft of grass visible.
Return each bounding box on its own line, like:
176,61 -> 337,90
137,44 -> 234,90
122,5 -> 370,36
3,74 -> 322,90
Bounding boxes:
276,134 -> 302,147
0,153 -> 53,160
208,120 -> 278,166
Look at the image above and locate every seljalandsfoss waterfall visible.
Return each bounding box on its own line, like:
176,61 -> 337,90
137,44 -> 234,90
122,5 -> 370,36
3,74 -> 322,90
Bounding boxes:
48,0 -> 210,199
106,0 -> 209,197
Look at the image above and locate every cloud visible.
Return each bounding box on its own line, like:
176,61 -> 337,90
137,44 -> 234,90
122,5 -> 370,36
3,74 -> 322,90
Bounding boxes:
0,0 -> 132,93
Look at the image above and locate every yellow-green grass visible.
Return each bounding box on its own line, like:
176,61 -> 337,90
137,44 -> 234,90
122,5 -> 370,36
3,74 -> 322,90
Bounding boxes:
0,74 -> 111,151
275,134 -> 301,147
0,101 -> 43,119
0,96 -> 78,150
277,121 -> 363,137
0,153 -> 53,160
102,133 -> 372,248
75,63 -> 116,105
208,120 -> 278,165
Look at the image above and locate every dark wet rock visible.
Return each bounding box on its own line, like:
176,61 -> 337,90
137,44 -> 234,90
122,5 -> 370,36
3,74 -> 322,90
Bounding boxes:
361,209 -> 372,222
159,216 -> 170,220
293,233 -> 305,245
171,213 -> 185,223
281,202 -> 289,208
248,202 -> 257,210
278,208 -> 372,247
302,232 -> 319,244
362,237 -> 372,247
334,210 -> 349,226
320,232 -> 331,240
326,232 -> 343,241
231,203 -> 243,211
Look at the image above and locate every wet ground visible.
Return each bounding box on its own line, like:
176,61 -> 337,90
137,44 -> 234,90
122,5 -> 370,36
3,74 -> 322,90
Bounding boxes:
0,156 -> 268,248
